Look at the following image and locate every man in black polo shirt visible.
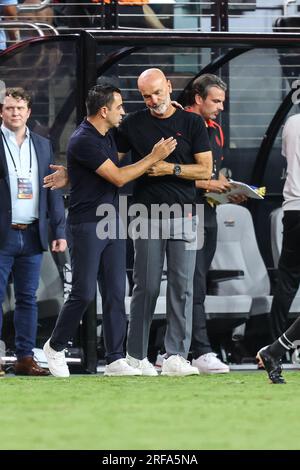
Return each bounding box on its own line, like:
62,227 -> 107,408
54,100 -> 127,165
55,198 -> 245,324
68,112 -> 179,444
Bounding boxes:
43,84 -> 177,377
116,68 -> 213,376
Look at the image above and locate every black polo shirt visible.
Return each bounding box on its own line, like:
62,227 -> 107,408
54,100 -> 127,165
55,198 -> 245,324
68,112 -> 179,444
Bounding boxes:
67,119 -> 119,224
116,108 -> 211,211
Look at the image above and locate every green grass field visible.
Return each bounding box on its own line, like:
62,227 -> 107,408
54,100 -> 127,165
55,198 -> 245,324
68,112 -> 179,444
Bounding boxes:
1,372 -> 300,450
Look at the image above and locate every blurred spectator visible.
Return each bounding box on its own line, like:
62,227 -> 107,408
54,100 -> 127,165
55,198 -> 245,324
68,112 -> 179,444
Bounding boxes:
18,0 -> 54,37
0,0 -> 20,51
116,0 -> 167,29
55,0 -> 167,30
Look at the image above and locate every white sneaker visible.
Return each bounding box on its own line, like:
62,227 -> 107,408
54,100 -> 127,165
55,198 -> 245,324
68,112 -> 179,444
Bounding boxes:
155,352 -> 167,370
192,353 -> 230,374
126,354 -> 158,376
161,355 -> 199,376
43,338 -> 70,378
104,358 -> 142,376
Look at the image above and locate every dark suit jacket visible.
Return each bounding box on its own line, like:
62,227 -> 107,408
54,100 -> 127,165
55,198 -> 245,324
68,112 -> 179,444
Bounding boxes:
0,130 -> 66,251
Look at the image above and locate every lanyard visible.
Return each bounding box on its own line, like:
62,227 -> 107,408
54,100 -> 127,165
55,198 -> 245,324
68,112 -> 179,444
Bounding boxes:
1,130 -> 32,176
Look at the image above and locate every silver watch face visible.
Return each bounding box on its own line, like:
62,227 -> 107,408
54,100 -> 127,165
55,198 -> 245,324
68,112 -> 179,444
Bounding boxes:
174,165 -> 181,176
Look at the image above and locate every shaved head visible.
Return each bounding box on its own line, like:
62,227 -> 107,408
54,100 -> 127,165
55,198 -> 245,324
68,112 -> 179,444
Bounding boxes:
137,68 -> 173,117
137,68 -> 168,89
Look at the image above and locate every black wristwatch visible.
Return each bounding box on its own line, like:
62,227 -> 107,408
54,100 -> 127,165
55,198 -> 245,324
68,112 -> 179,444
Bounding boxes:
173,164 -> 181,176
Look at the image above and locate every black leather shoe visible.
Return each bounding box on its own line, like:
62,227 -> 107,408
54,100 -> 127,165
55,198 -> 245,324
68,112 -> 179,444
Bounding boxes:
256,346 -> 286,384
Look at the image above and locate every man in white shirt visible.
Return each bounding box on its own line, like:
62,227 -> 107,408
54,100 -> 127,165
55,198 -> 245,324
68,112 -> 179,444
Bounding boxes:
0,87 -> 66,376
268,114 -> 300,340
256,114 -> 300,384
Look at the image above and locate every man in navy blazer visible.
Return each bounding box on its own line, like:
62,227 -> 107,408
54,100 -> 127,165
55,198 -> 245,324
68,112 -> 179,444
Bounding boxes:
0,87 -> 66,376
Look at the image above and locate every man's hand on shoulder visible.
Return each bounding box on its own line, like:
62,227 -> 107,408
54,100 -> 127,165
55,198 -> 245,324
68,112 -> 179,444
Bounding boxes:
171,101 -> 184,110
43,165 -> 69,190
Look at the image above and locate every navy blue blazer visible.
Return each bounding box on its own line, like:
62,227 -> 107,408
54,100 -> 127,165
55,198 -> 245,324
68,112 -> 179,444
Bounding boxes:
0,130 -> 66,251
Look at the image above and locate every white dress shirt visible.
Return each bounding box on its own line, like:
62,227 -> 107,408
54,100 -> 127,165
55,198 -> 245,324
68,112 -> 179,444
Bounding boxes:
1,124 -> 39,223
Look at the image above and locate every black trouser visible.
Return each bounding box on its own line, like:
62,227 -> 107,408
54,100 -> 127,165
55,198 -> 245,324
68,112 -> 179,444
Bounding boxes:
270,210 -> 300,340
191,205 -> 217,358
51,220 -> 127,364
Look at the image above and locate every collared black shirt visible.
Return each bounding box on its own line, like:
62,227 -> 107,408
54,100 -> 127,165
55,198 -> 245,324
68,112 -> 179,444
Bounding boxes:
67,119 -> 119,224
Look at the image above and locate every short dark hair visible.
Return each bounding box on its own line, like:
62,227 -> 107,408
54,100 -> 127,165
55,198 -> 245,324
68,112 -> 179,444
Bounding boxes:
186,74 -> 227,106
85,84 -> 122,116
2,87 -> 32,109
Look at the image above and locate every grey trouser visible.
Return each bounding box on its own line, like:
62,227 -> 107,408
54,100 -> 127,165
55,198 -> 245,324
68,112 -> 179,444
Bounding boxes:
127,217 -> 197,359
